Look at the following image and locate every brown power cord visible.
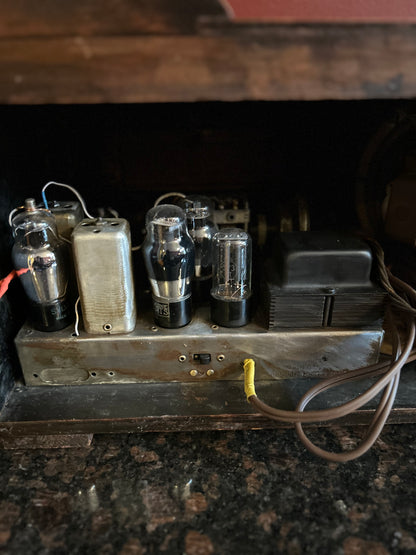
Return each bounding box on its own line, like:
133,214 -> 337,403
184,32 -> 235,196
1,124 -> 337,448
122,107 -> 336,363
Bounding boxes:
244,242 -> 416,462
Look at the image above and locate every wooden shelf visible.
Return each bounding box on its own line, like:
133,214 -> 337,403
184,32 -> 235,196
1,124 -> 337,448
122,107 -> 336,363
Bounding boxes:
1,368 -> 416,441
1,1 -> 416,104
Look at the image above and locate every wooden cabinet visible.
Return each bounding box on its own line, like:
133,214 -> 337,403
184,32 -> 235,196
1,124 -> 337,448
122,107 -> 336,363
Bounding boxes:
1,2 -> 416,441
1,1 -> 416,103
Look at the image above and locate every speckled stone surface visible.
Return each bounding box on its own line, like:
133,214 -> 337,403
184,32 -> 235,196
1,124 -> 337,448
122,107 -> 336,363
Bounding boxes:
0,425 -> 415,554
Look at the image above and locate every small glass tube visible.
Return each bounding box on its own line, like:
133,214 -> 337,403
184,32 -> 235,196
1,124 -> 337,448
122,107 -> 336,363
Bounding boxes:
210,228 -> 252,327
180,195 -> 218,300
11,198 -> 72,331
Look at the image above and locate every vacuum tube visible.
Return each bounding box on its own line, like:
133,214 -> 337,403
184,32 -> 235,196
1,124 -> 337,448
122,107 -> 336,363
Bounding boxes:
11,198 -> 72,331
210,228 -> 252,327
142,204 -> 195,328
180,195 -> 218,300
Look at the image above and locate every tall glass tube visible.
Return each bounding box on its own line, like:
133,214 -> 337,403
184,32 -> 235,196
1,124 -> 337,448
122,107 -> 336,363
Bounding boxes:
210,228 -> 252,327
142,204 -> 195,328
180,195 -> 218,300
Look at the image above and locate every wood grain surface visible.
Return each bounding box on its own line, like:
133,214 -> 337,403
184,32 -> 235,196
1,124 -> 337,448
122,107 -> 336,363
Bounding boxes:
0,0 -> 225,37
0,25 -> 415,104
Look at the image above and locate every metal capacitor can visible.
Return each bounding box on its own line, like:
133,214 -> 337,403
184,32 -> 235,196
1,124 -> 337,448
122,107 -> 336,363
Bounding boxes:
72,218 -> 136,334
11,198 -> 72,331
47,200 -> 83,241
41,200 -> 84,301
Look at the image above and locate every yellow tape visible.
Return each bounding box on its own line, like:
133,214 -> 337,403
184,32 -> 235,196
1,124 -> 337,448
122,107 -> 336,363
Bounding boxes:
244,358 -> 256,401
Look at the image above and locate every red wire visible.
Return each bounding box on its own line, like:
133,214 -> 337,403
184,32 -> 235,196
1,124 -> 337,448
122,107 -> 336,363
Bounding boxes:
0,268 -> 29,299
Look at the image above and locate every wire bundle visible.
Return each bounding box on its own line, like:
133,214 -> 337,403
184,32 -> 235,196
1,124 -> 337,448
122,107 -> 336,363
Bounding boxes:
244,243 -> 416,462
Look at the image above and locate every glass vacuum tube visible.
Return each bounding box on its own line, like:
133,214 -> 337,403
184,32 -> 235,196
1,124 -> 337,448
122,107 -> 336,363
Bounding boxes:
11,198 -> 72,331
180,195 -> 218,300
142,204 -> 195,328
210,228 -> 252,327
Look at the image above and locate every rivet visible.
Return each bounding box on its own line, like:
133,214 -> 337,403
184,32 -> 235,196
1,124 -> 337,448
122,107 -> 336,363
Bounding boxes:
189,369 -> 198,377
217,354 -> 225,362
151,326 -> 158,332
178,355 -> 187,362
211,324 -> 219,330
207,369 -> 214,376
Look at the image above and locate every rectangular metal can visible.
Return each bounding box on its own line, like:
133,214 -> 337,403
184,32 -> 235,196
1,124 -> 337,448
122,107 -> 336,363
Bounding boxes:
72,218 -> 136,334
50,200 -> 84,240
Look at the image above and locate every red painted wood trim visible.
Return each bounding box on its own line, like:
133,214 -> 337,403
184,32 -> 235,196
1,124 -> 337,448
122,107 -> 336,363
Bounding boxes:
221,0 -> 416,23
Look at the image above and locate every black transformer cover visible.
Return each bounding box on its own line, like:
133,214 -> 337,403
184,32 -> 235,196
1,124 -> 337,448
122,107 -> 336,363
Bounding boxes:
263,232 -> 387,328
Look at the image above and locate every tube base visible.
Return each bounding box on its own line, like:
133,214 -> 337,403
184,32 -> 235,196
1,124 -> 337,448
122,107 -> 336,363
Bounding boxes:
153,296 -> 192,328
210,296 -> 251,327
29,298 -> 72,332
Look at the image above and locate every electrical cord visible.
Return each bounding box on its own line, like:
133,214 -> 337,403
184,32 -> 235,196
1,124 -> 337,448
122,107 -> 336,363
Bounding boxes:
245,325 -> 413,424
294,315 -> 405,462
243,243 -> 416,462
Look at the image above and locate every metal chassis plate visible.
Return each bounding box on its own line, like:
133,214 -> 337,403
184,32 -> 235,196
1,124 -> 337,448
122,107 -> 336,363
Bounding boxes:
15,308 -> 383,386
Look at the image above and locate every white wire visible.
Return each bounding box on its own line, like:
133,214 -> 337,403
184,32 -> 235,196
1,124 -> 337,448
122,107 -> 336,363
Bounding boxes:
9,205 -> 74,247
107,207 -> 119,218
138,191 -> 185,250
42,181 -> 94,219
153,191 -> 186,207
98,207 -> 120,218
74,297 -> 80,337
42,182 -> 143,251
8,206 -> 23,227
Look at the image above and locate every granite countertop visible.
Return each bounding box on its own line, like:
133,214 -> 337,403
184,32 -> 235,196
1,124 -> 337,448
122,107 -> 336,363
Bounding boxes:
0,425 -> 415,554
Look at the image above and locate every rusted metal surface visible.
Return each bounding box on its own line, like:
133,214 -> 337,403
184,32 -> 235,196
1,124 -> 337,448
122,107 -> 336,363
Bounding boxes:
15,308 -> 383,386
